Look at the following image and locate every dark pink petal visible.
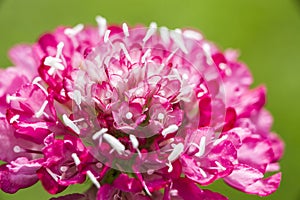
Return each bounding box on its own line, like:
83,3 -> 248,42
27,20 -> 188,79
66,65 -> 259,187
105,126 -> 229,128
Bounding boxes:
238,136 -> 274,173
0,157 -> 41,193
113,174 -> 143,193
37,167 -> 67,194
224,164 -> 264,189
244,172 -> 281,196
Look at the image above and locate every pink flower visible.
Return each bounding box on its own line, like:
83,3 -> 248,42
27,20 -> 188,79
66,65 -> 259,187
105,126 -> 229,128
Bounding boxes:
0,16 -> 284,199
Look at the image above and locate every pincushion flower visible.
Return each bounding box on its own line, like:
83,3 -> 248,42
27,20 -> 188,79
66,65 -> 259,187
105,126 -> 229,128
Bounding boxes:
0,16 -> 284,199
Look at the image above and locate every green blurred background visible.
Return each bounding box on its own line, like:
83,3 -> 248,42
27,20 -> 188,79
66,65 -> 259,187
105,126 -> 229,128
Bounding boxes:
0,0 -> 299,199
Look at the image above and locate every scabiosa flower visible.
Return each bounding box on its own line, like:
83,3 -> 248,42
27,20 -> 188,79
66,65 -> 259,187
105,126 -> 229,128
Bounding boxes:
0,16 -> 284,199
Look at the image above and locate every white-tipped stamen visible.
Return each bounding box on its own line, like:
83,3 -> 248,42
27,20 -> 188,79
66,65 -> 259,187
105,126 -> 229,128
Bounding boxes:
46,168 -> 60,182
183,30 -> 203,41
92,128 -> 108,140
56,42 -> 64,59
32,77 -> 48,95
44,42 -> 65,75
167,143 -> 184,172
103,29 -> 111,43
119,43 -> 132,63
160,26 -> 170,44
141,49 -> 151,64
195,136 -> 206,157
168,143 -> 184,162
143,22 -> 157,43
125,111 -> 133,119
35,101 -> 48,118
62,114 -> 80,134
9,114 -> 20,124
103,133 -> 125,155
166,48 -> 178,63
44,57 -> 64,70
162,124 -> 179,137
202,43 -> 213,65
96,16 -> 107,36
157,113 -> 165,120
6,94 -> 26,104
197,84 -> 208,98
199,167 -> 208,178
60,166 -> 68,173
130,134 -> 141,157
213,135 -> 228,146
129,134 -> 139,149
170,29 -> 188,54
13,145 -> 22,153
215,161 -> 226,171
68,90 -> 82,107
122,23 -> 129,37
71,153 -> 81,166
64,24 -> 84,36
86,170 -> 101,189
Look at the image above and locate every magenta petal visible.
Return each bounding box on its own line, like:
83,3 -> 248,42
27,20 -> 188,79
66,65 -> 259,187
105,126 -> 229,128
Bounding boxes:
224,164 -> 264,190
113,174 -> 143,193
238,136 -> 274,173
37,167 -> 67,194
96,184 -> 117,200
0,157 -> 41,193
244,172 -> 282,196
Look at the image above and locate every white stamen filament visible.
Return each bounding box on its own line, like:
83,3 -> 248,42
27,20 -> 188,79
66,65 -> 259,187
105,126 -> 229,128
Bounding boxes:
62,114 -> 80,134
86,170 -> 101,189
199,167 -> 207,178
96,16 -> 107,36
68,90 -> 82,107
13,145 -> 22,153
170,29 -> 188,54
32,77 -> 48,95
92,128 -> 108,140
71,153 -> 81,166
183,30 -> 203,41
120,43 -> 132,63
168,143 -> 184,162
104,30 -> 111,43
56,42 -> 64,59
203,43 -> 213,65
6,95 -> 26,104
143,22 -> 157,43
46,168 -> 61,182
64,24 -> 84,36
213,135 -> 228,146
125,112 -> 133,119
162,124 -> 179,137
103,133 -> 125,155
141,49 -> 151,64
166,48 -> 178,63
35,101 -> 48,118
122,23 -> 129,37
160,26 -> 170,44
195,136 -> 206,157
9,114 -> 20,124
129,134 -> 139,149
167,143 -> 184,172
215,161 -> 226,171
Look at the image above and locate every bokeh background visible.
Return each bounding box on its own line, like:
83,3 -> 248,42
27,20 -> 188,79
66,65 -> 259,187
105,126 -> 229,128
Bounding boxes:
0,0 -> 299,199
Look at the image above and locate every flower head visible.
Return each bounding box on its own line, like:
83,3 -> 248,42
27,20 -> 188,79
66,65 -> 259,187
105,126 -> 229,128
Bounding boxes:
0,16 -> 284,199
